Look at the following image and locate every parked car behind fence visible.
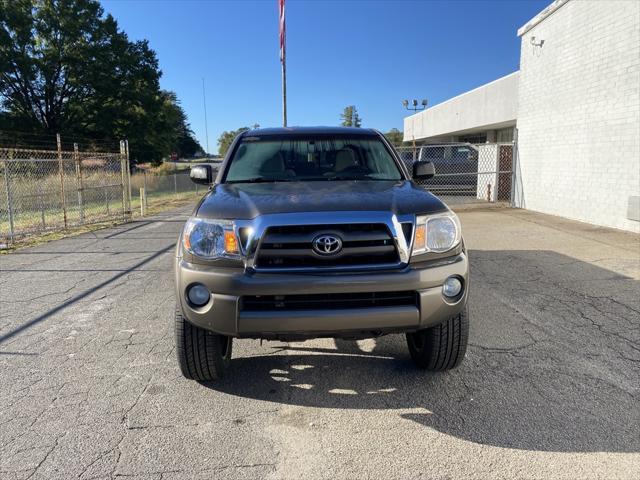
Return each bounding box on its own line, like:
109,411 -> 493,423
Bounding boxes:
396,143 -> 513,202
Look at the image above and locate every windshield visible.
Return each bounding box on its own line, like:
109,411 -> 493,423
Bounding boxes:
224,135 -> 404,183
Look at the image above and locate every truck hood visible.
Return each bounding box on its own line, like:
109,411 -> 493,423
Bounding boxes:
195,180 -> 448,219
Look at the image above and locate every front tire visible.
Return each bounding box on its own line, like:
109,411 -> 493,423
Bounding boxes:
175,305 -> 232,381
406,307 -> 469,371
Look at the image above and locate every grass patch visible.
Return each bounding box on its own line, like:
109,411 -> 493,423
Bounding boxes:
1,190 -> 202,252
131,190 -> 201,218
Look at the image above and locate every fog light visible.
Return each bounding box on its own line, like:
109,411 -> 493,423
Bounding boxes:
443,276 -> 463,298
187,283 -> 210,307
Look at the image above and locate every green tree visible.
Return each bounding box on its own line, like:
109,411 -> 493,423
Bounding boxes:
0,0 -> 106,132
340,105 -> 362,128
177,133 -> 201,158
0,0 -> 198,163
217,125 -> 259,157
384,128 -> 405,147
152,90 -> 202,159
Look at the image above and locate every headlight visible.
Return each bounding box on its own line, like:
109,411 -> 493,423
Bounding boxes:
182,218 -> 240,259
412,212 -> 462,255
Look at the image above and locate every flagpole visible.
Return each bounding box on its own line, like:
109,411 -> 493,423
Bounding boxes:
279,0 -> 287,127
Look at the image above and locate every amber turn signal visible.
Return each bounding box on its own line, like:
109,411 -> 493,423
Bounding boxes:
224,230 -> 239,254
414,224 -> 426,252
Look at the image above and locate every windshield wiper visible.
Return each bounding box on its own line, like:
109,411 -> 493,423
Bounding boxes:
227,177 -> 293,184
326,175 -> 369,181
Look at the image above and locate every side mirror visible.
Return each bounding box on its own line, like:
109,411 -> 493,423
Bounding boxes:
190,164 -> 213,185
412,160 -> 435,180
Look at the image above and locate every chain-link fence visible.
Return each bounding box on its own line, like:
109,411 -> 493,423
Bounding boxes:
1,140 -> 514,244
129,162 -> 222,215
1,144 -> 131,244
396,143 -> 514,205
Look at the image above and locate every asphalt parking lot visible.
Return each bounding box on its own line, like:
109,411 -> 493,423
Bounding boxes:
1,205 -> 639,479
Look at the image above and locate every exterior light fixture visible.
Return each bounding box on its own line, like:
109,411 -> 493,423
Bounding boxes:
403,99 -> 428,112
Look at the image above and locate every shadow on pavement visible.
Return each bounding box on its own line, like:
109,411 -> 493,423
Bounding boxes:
0,243 -> 175,344
203,250 -> 640,453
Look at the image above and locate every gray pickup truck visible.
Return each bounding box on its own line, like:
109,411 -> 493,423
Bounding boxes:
175,127 -> 469,381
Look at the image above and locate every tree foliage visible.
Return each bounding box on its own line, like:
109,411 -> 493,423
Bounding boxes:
217,125 -> 259,157
0,0 -> 201,163
384,128 -> 405,147
340,105 -> 362,128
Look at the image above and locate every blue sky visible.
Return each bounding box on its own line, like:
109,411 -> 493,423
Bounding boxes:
101,0 -> 548,154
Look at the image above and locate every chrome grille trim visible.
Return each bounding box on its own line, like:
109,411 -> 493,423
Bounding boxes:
257,224 -> 397,269
233,211 -> 414,273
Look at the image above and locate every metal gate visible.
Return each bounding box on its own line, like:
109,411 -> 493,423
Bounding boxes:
1,144 -> 131,244
395,142 -> 514,205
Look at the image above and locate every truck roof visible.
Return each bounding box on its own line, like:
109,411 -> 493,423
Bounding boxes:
242,126 -> 380,137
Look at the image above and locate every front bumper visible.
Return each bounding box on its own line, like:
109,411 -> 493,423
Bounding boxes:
176,252 -> 469,339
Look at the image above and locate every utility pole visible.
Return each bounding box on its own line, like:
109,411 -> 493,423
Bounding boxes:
202,78 -> 210,156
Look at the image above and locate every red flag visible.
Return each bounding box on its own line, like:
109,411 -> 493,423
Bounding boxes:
279,0 -> 286,64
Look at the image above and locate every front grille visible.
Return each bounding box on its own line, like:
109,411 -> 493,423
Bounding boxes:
240,291 -> 418,312
255,223 -> 399,270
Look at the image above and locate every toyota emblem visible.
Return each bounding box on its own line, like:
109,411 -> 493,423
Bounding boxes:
312,234 -> 343,256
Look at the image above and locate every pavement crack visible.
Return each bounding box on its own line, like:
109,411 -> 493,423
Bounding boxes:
24,431 -> 67,479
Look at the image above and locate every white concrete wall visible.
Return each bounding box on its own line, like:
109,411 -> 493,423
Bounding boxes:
514,0 -> 640,232
404,72 -> 518,142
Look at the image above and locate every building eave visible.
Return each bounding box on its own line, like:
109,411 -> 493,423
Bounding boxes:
403,72 -> 519,142
404,71 -> 519,123
517,0 -> 571,37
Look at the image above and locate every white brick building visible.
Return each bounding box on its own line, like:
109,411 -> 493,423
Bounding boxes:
514,0 -> 639,232
404,0 -> 640,232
